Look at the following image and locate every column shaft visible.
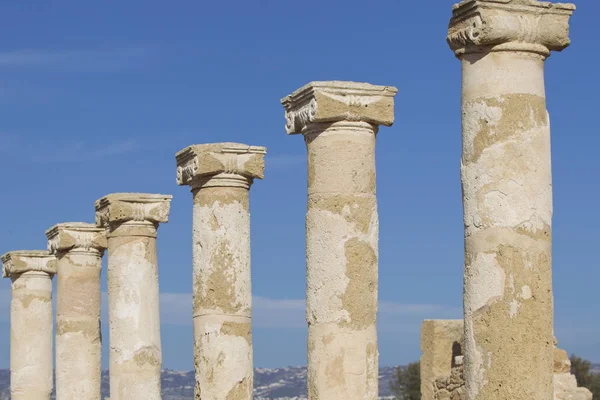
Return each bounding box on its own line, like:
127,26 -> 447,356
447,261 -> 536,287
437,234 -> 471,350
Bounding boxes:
192,184 -> 253,399
107,222 -> 162,400
176,143 -> 265,400
11,272 -> 54,400
461,51 -> 553,399
55,250 -> 103,400
305,121 -> 379,400
448,3 -> 574,397
282,81 -> 396,400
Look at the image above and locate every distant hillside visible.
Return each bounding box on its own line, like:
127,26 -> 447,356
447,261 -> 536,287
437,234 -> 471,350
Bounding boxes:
0,367 -> 399,400
1,365 -> 595,399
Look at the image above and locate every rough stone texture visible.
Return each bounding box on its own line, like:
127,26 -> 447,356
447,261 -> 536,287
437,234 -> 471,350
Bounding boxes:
176,143 -> 266,400
421,320 -> 591,400
434,361 -> 466,400
46,223 -> 107,400
95,193 -> 172,400
282,81 -> 397,400
1,251 -> 56,400
421,320 -> 464,400
553,348 -> 593,400
448,2 -> 575,399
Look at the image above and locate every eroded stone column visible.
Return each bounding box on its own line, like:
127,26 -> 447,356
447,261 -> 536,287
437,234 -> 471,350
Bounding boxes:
1,251 -> 56,400
281,81 -> 397,399
447,2 -> 575,399
95,193 -> 172,400
46,223 -> 106,400
176,143 -> 266,400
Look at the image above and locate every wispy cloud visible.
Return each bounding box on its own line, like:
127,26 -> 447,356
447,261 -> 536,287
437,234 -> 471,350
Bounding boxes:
266,154 -> 306,169
0,289 -> 461,332
0,136 -> 139,164
35,138 -> 139,163
0,48 -> 151,73
113,292 -> 458,330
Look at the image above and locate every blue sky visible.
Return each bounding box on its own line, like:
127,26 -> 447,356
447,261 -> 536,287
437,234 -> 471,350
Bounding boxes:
0,1 -> 597,370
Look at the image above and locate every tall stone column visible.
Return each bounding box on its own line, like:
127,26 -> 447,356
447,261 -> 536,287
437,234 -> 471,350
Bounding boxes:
176,143 -> 266,400
447,2 -> 575,399
1,251 -> 56,400
46,223 -> 107,400
281,81 -> 397,399
95,193 -> 172,400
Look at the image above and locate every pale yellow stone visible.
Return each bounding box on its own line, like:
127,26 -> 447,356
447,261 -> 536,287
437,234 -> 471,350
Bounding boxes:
95,193 -> 172,400
47,223 -> 106,400
448,1 -> 575,399
177,143 -> 266,400
282,81 -> 397,400
1,251 -> 56,400
421,320 -> 464,400
420,320 -> 591,400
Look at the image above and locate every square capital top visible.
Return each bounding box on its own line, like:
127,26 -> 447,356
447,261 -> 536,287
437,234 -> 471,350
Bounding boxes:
95,193 -> 172,228
46,222 -> 107,255
448,0 -> 575,57
1,250 -> 56,278
281,81 -> 398,135
176,142 -> 266,186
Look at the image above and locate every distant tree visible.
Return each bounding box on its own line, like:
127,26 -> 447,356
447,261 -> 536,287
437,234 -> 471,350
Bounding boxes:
570,354 -> 600,399
571,355 -> 593,387
390,361 -> 421,400
590,375 -> 600,400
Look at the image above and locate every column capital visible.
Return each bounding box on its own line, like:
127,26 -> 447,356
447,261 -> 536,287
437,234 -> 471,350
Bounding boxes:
95,193 -> 172,229
176,143 -> 266,189
447,0 -> 575,57
1,251 -> 56,278
281,81 -> 397,135
46,222 -> 107,256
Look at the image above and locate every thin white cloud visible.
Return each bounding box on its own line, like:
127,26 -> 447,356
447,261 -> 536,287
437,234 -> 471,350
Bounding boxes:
0,136 -> 139,163
153,293 -> 459,330
254,296 -> 304,310
266,154 -> 306,169
0,48 -> 150,72
0,289 -> 460,331
35,138 -> 139,163
379,301 -> 461,316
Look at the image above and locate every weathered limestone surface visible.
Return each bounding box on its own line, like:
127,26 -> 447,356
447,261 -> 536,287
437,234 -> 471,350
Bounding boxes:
95,193 -> 172,400
421,320 -> 591,400
46,223 -> 107,400
282,81 -> 397,400
176,143 -> 266,400
1,251 -> 56,400
448,1 -> 575,399
553,347 -> 593,400
421,320 -> 465,400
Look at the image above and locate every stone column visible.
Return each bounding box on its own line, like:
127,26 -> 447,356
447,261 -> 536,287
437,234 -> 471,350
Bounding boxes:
46,223 -> 107,400
447,2 -> 575,399
281,81 -> 397,399
176,143 -> 266,400
95,193 -> 172,400
1,251 -> 56,400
